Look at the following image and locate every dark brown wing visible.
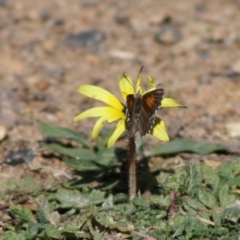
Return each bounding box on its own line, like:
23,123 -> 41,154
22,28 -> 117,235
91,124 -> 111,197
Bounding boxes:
126,94 -> 135,132
139,88 -> 164,136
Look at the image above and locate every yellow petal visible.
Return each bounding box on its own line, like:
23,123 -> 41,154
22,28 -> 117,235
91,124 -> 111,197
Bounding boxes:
136,67 -> 143,94
92,117 -> 105,139
107,119 -> 126,147
73,107 -> 124,122
119,74 -> 134,101
105,109 -> 125,123
78,85 -> 123,110
161,98 -> 186,108
147,76 -> 156,88
151,118 -> 169,142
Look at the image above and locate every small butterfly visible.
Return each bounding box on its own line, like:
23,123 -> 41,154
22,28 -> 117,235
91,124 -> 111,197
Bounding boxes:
126,84 -> 164,137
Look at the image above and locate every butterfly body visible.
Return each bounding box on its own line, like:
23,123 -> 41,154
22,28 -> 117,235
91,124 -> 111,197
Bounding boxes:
126,87 -> 164,137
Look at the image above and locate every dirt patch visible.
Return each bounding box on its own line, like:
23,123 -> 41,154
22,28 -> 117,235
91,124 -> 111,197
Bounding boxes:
0,0 -> 240,187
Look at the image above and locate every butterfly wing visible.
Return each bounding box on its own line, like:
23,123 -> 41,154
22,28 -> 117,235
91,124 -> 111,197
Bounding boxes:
126,94 -> 135,134
139,87 -> 164,136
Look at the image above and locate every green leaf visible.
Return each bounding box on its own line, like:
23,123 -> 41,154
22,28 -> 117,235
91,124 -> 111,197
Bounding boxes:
42,143 -> 95,160
38,120 -> 91,148
218,158 -> 240,185
3,231 -> 25,240
44,225 -> 61,239
95,128 -> 115,149
36,207 -> 49,224
65,148 -> 124,174
185,163 -> 202,196
219,184 -> 236,208
147,139 -> 227,157
56,188 -> 105,209
222,202 -> 240,223
25,222 -> 39,239
186,198 -> 205,211
172,215 -> 188,238
198,188 -> 217,208
212,211 -> 222,226
201,165 -> 220,191
65,157 -> 102,171
95,147 -> 125,167
56,188 -> 86,209
10,205 -> 35,223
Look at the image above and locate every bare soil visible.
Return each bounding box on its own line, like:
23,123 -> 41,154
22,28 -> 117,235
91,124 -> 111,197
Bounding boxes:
0,0 -> 240,192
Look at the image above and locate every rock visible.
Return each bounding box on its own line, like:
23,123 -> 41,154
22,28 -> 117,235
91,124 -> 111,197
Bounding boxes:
0,125 -> 8,141
36,81 -> 50,91
5,147 -> 35,165
80,0 -> 99,7
0,0 -> 11,7
42,40 -> 55,54
0,88 -> 20,127
66,30 -> 106,49
231,59 -> 240,73
115,14 -> 129,25
226,122 -> 240,138
40,10 -> 51,22
155,18 -> 182,45
32,93 -> 47,101
54,18 -> 65,26
109,50 -> 136,60
42,103 -> 59,113
46,67 -> 65,82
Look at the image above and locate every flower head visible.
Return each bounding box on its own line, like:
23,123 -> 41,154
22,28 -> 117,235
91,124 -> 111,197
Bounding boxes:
74,70 -> 185,147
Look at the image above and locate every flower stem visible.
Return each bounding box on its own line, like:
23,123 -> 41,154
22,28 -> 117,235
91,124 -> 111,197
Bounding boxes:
128,136 -> 137,200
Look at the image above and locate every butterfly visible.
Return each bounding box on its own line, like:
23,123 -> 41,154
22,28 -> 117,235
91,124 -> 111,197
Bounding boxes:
126,84 -> 164,137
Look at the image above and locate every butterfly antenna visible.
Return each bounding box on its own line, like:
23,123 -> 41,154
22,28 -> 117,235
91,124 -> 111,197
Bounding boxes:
123,73 -> 134,88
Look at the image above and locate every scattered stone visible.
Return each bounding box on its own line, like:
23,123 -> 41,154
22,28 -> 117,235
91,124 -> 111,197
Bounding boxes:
5,147 -> 35,165
36,81 -> 50,91
46,67 -> 65,82
42,40 -> 55,54
80,0 -> 99,7
66,30 -> 106,49
40,10 -> 51,22
0,125 -> 8,141
115,14 -> 129,25
32,93 -> 47,101
226,122 -> 240,138
231,58 -> 240,73
0,88 -> 20,128
54,18 -> 65,26
109,50 -> 135,60
155,17 -> 182,45
204,159 -> 221,168
0,0 -> 11,7
42,103 -> 59,113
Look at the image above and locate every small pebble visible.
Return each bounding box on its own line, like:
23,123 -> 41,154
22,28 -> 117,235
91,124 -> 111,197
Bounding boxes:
231,58 -> 240,73
0,0 -> 11,7
5,147 -> 35,165
66,29 -> 106,49
226,122 -> 240,138
36,81 -> 50,91
155,18 -> 182,45
109,50 -> 135,60
40,10 -> 51,22
80,0 -> 99,7
0,125 -> 8,141
54,18 -> 65,26
115,14 -> 129,25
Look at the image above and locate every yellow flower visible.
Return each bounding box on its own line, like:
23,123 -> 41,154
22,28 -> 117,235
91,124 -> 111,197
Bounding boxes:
74,71 -> 185,147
